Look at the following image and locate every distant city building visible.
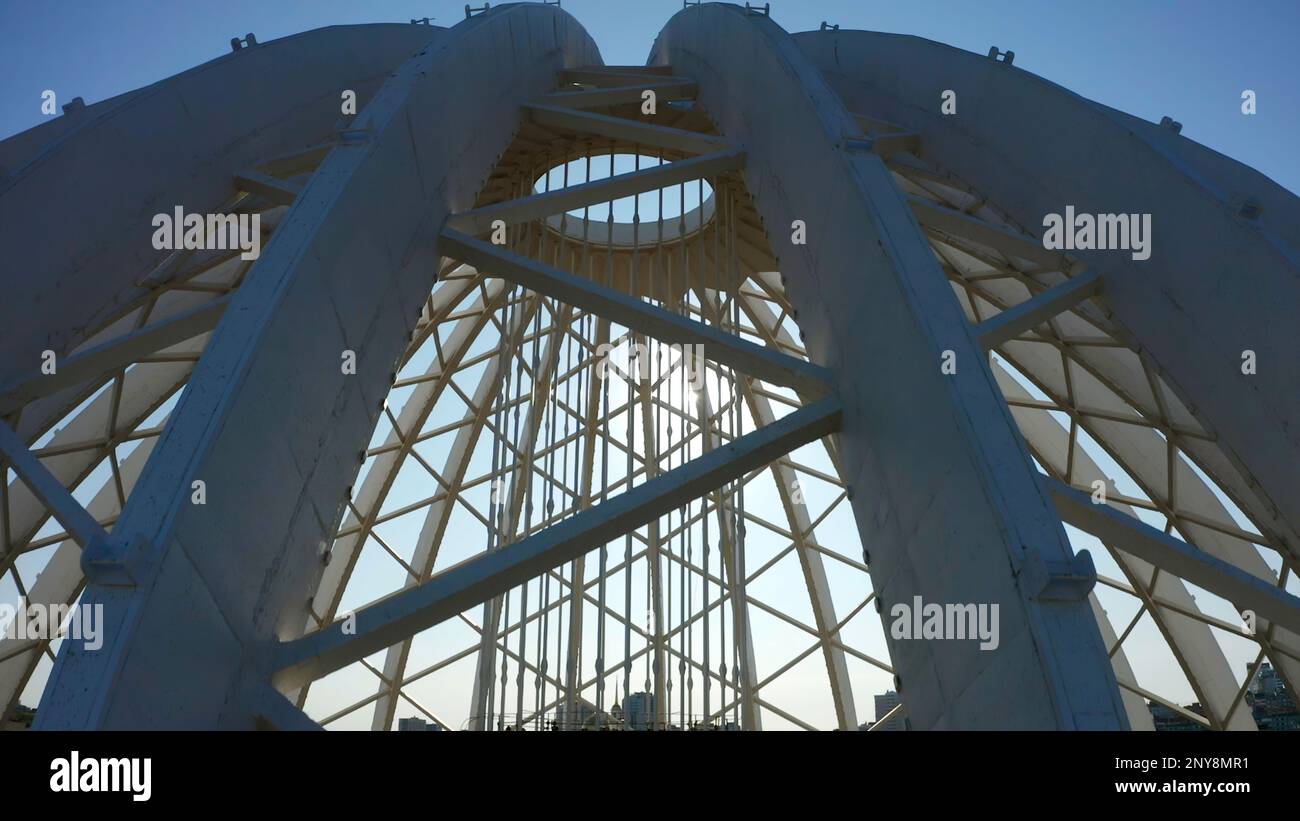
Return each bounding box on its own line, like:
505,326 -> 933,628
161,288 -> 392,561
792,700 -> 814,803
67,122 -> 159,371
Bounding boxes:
1245,663 -> 1297,730
1148,701 -> 1207,731
397,716 -> 444,731
1249,662 -> 1283,696
873,691 -> 906,731
624,691 -> 656,730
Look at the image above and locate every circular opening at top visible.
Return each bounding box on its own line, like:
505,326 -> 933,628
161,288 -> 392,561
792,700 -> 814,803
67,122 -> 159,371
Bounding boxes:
534,153 -> 716,246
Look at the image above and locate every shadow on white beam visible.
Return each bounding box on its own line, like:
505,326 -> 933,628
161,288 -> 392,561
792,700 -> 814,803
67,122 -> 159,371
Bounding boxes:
526,104 -> 733,155
1047,477 -> 1300,636
976,269 -> 1101,349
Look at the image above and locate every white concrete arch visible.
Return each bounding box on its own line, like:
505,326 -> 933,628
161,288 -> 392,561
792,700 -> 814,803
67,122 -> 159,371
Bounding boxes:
2,4 -> 1295,733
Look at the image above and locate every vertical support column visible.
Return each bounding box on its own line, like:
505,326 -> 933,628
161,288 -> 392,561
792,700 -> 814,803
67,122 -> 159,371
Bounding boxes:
654,5 -> 1127,729
367,285 -> 515,730
637,348 -> 669,728
34,4 -> 601,730
563,318 -> 610,727
470,295 -> 569,729
691,368 -> 762,730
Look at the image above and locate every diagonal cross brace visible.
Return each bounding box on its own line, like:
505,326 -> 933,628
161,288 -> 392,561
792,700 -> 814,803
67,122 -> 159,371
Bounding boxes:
975,269 -> 1101,349
0,295 -> 231,412
0,420 -> 108,552
272,394 -> 843,689
438,228 -> 834,396
1048,477 -> 1300,635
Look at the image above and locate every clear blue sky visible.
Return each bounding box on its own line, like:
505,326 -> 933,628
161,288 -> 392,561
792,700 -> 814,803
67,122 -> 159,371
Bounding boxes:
1,0 -> 1297,193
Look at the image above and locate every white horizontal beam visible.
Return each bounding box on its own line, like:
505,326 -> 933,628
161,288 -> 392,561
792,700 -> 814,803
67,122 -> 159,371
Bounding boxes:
272,395 -> 843,689
541,80 -> 697,110
1047,478 -> 1300,635
234,170 -> 302,207
526,104 -> 733,155
886,153 -> 956,186
448,148 -> 743,234
438,228 -> 834,396
868,132 -> 920,157
560,67 -> 684,87
908,194 -> 1065,269
255,143 -> 333,178
0,295 -> 231,412
850,112 -> 908,135
975,269 -> 1101,348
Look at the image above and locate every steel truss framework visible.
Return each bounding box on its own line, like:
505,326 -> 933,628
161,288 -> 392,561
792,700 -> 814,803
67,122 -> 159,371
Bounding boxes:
1,3 -> 1297,731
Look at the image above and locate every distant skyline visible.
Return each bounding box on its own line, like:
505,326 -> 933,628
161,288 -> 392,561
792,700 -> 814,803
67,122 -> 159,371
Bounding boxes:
2,0 -> 1297,194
